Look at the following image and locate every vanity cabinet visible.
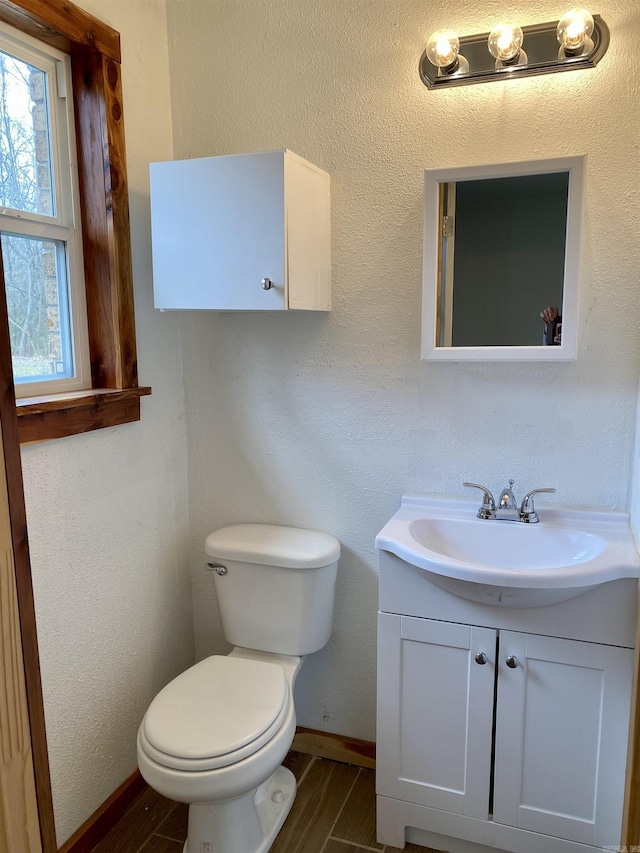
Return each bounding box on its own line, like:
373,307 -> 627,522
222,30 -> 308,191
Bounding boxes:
378,613 -> 632,849
150,149 -> 331,311
376,551 -> 636,853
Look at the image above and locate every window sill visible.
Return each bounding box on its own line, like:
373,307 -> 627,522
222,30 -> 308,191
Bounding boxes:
17,386 -> 152,444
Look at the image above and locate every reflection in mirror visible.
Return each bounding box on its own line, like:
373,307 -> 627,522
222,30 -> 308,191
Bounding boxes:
422,157 -> 584,362
439,173 -> 569,347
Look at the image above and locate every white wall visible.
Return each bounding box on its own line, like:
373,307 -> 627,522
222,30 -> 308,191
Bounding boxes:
165,0 -> 640,742
20,1 -> 194,844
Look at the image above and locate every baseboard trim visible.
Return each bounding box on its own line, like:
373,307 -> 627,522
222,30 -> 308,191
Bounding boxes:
293,726 -> 376,769
57,768 -> 146,853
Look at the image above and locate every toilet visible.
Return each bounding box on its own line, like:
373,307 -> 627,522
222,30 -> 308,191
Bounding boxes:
137,523 -> 340,853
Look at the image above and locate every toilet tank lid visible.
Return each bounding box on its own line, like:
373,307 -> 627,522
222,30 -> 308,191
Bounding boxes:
205,523 -> 340,569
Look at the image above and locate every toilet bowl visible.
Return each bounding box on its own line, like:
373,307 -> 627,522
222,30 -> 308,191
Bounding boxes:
138,650 -> 302,853
137,524 -> 340,853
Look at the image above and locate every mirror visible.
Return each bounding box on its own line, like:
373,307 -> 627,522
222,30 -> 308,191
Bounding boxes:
421,156 -> 584,361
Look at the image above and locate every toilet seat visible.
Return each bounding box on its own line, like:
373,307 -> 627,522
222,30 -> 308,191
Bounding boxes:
140,655 -> 289,772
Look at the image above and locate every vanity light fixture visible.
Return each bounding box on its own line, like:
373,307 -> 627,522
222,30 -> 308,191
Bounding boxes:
420,8 -> 609,89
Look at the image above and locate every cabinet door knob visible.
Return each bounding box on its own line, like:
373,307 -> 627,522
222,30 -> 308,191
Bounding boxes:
506,655 -> 519,669
261,277 -> 274,290
474,652 -> 488,665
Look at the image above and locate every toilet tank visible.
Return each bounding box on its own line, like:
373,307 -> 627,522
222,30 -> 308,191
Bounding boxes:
205,524 -> 340,656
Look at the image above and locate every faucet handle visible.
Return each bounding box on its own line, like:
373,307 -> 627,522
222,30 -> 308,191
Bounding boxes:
520,488 -> 556,523
463,483 -> 496,519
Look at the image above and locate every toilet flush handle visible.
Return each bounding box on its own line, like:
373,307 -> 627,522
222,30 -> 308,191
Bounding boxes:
205,562 -> 227,576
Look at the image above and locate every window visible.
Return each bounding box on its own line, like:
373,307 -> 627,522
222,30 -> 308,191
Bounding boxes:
0,22 -> 90,398
0,0 -> 151,444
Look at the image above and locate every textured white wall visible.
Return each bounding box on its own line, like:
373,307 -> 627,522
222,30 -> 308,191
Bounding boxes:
20,1 -> 194,844
166,0 -> 640,742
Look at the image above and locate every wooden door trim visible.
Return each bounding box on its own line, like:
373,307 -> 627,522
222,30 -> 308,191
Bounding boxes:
622,580 -> 640,846
0,257 -> 55,850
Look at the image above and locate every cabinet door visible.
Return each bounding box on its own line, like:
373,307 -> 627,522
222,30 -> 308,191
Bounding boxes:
493,631 -> 633,847
151,151 -> 286,310
377,613 -> 496,818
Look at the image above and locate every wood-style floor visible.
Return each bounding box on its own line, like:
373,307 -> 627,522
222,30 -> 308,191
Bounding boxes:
89,752 -> 440,853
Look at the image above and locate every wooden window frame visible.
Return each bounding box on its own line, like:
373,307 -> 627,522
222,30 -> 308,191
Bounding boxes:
0,0 -> 151,444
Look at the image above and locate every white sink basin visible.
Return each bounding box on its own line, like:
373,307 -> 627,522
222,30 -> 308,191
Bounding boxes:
409,518 -> 606,570
376,497 -> 640,608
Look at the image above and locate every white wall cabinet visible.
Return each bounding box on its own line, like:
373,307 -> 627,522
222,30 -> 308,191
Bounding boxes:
150,149 -> 331,311
376,553 -> 636,853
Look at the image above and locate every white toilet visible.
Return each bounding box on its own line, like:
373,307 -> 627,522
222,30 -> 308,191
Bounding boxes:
137,523 -> 340,853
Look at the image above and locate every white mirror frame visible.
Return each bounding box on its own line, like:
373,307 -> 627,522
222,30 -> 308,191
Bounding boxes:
421,155 -> 585,362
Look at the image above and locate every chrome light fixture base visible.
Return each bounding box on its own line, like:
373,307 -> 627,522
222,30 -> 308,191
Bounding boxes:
419,15 -> 609,89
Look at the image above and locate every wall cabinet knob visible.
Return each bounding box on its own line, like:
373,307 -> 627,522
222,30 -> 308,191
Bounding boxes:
506,655 -> 519,669
474,652 -> 488,665
261,277 -> 274,290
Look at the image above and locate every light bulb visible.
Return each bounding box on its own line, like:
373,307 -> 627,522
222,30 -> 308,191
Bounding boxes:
488,24 -> 527,66
557,8 -> 594,55
426,30 -> 469,74
426,30 -> 459,68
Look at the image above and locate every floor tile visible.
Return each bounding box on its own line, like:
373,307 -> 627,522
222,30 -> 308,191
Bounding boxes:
91,786 -> 175,853
324,840 -> 375,853
270,757 -> 359,853
331,767 -> 382,850
138,835 -> 184,852
156,802 -> 188,842
283,749 -> 314,781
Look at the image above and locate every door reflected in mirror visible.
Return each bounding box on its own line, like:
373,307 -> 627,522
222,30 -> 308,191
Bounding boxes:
422,157 -> 584,362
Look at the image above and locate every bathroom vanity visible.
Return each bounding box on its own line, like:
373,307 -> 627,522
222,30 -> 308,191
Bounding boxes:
376,496 -> 640,853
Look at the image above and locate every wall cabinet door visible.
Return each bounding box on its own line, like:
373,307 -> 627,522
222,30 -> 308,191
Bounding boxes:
150,149 -> 330,311
493,631 -> 633,847
377,613 -> 496,818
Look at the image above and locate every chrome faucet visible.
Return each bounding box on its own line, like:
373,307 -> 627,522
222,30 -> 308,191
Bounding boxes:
496,479 -> 519,521
464,481 -> 556,523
